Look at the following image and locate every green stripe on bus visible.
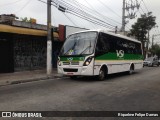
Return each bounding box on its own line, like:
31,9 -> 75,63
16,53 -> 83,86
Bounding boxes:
95,52 -> 143,60
60,56 -> 85,61
60,53 -> 143,61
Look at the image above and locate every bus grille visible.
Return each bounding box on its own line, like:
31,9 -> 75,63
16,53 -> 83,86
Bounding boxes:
63,62 -> 79,65
63,62 -> 70,65
71,62 -> 79,65
63,68 -> 78,72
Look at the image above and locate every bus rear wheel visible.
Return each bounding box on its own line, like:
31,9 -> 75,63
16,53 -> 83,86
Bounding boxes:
97,67 -> 106,81
128,65 -> 134,75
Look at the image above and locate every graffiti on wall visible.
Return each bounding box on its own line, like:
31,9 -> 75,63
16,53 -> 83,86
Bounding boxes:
14,35 -> 46,71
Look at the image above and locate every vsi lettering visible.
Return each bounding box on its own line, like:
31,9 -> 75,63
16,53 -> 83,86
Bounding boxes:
116,50 -> 124,58
67,57 -> 73,61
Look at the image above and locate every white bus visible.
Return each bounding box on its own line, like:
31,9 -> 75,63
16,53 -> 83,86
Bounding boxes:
58,29 -> 143,80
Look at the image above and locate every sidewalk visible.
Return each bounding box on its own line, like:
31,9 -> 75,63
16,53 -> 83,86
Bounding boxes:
0,68 -> 63,87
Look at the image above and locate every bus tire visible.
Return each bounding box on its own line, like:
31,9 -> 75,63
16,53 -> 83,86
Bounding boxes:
97,67 -> 106,81
128,64 -> 134,75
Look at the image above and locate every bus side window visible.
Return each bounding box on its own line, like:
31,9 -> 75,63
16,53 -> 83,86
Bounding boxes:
101,36 -> 110,52
136,43 -> 142,54
109,36 -> 116,52
96,34 -> 110,53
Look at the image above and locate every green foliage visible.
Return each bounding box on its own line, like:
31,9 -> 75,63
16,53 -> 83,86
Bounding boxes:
130,12 -> 156,42
150,44 -> 160,57
129,12 -> 156,58
20,17 -> 31,22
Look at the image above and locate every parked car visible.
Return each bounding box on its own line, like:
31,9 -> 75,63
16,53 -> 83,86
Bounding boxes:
143,57 -> 159,67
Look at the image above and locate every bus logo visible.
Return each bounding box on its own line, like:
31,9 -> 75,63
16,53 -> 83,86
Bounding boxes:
116,50 -> 124,58
79,57 -> 84,61
67,57 -> 73,61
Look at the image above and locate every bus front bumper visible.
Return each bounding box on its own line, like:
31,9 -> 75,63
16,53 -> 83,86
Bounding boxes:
58,66 -> 94,76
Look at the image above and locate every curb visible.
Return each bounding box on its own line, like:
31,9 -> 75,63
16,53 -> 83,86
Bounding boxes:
0,74 -> 64,87
10,76 -> 51,85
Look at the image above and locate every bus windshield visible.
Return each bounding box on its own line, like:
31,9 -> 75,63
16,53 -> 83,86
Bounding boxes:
60,31 -> 97,56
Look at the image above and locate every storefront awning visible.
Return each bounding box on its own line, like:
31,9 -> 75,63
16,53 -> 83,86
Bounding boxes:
0,24 -> 59,38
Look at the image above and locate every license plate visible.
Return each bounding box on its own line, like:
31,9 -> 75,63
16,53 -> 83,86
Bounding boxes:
67,73 -> 73,75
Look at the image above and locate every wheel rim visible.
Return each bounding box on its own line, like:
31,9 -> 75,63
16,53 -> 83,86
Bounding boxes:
99,69 -> 105,80
130,67 -> 133,74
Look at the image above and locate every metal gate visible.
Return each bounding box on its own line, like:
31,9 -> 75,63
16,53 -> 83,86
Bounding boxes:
14,34 -> 47,71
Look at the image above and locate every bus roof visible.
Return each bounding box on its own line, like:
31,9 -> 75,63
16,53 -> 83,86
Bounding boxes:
69,29 -> 141,44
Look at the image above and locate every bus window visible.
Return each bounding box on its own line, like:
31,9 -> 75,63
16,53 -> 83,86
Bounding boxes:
96,34 -> 110,54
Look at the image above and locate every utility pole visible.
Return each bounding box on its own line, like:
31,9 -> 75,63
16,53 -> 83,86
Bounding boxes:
152,34 -> 154,49
146,30 -> 150,58
121,0 -> 140,34
122,0 -> 126,33
47,0 -> 52,76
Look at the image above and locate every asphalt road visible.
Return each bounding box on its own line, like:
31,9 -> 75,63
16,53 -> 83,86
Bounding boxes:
0,66 -> 160,119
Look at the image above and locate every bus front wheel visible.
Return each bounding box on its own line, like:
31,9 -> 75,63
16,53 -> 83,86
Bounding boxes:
97,67 -> 106,81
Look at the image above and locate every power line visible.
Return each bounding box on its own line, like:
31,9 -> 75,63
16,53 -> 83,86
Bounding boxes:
58,0 -> 118,27
138,0 -> 149,15
38,0 -> 79,27
145,0 -> 152,9
64,6 -> 115,29
0,0 -> 24,7
140,6 -> 145,14
96,0 -> 122,19
83,0 -> 109,25
38,0 -> 114,29
72,0 -> 96,29
14,0 -> 32,13
142,0 -> 149,13
83,0 -> 122,26
68,11 -> 115,29
63,13 -> 77,26
38,0 -> 46,4
66,10 -> 115,30
52,7 -> 57,26
51,0 -> 116,30
72,0 -> 122,26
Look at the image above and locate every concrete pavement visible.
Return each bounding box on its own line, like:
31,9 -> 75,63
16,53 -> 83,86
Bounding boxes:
0,68 -> 62,87
1,67 -> 160,114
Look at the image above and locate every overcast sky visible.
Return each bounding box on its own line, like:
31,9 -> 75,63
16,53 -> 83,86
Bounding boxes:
0,0 -> 160,43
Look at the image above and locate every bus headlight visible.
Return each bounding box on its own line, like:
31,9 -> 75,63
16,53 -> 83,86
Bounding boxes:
83,57 -> 93,66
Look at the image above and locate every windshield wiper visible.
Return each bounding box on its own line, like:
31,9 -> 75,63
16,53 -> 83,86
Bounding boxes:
80,45 -> 92,55
63,48 -> 73,55
63,42 -> 77,55
80,40 -> 92,55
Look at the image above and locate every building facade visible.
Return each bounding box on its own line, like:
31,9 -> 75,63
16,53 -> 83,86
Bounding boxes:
0,17 -> 62,73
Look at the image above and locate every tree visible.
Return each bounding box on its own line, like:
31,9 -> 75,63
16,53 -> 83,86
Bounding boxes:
20,17 -> 31,22
129,12 -> 156,58
149,44 -> 160,58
